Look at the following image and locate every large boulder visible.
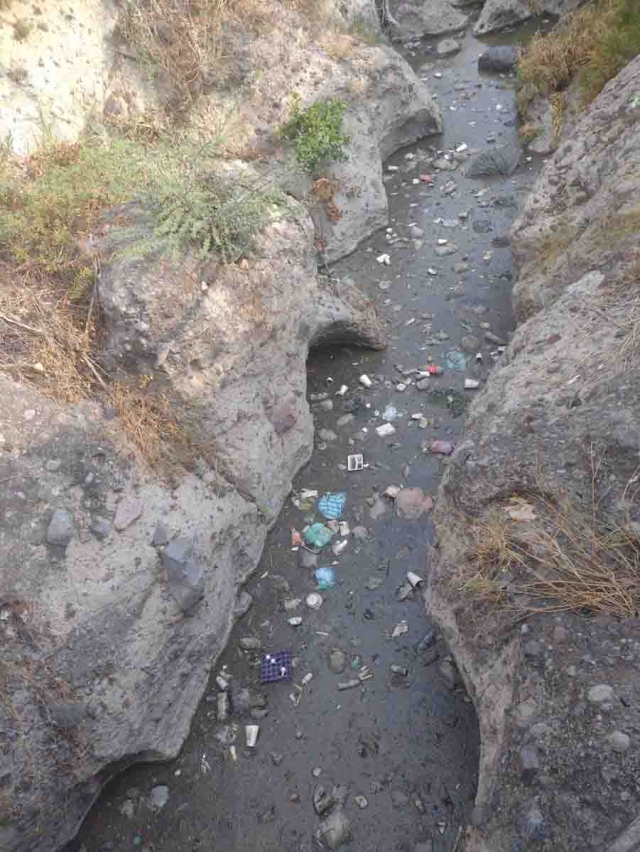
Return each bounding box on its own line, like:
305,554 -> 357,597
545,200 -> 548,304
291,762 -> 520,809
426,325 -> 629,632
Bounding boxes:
430,56 -> 640,852
389,0 -> 469,38
474,0 -> 586,35
0,198 -> 385,852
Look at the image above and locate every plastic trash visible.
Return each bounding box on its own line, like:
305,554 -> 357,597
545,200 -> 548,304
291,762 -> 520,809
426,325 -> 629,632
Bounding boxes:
427,364 -> 443,375
315,567 -> 336,590
445,350 -> 467,371
347,454 -> 364,471
464,378 -> 480,389
306,593 -> 323,610
376,423 -> 396,437
416,629 -> 435,652
332,539 -> 347,556
318,491 -> 347,520
407,571 -> 423,588
431,439 -> 454,455
261,650 -> 293,683
288,616 -> 302,627
359,374 -> 373,388
304,523 -> 335,550
383,404 -> 399,421
245,725 -> 259,747
392,620 -> 409,637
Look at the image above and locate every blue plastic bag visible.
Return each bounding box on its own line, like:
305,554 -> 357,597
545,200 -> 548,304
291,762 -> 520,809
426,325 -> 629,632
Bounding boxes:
314,567 -> 336,590
318,491 -> 347,520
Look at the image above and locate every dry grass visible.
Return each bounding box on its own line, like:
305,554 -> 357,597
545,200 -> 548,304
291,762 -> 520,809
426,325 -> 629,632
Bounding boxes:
518,0 -> 640,108
461,495 -> 640,617
529,223 -> 578,272
518,122 -> 542,145
320,30 -> 357,60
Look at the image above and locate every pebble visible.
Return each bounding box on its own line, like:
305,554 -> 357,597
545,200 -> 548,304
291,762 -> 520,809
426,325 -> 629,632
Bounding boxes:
329,648 -> 347,673
239,637 -> 261,651
149,786 -> 169,812
355,795 -> 368,809
46,509 -> 74,547
609,730 -> 631,753
45,459 -> 62,472
391,789 -> 408,809
113,497 -> 143,532
318,428 -> 338,442
587,684 -> 615,705
270,751 -> 284,766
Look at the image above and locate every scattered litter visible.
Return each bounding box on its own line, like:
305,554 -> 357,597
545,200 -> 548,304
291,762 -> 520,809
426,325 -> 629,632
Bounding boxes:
395,487 -> 434,519
384,484 -> 402,499
315,567 -> 336,590
376,423 -> 396,437
288,616 -> 303,627
337,679 -> 361,690
316,809 -> 352,850
456,143 -> 468,153
318,491 -> 347,520
313,767 -> 322,777
284,598 -> 301,612
217,692 -> 230,722
336,384 -> 348,396
347,454 -> 364,472
505,497 -> 537,522
291,529 -> 302,547
304,523 -> 335,550
201,753 -> 212,774
332,539 -> 348,556
407,571 -> 423,588
376,254 -> 391,265
245,725 -> 259,748
464,378 -> 480,389
392,620 -> 409,637
387,165 -> 399,172
437,238 -> 448,246
396,382 -> 407,392
383,404 -> 399,421
355,795 -> 369,809
427,364 -> 443,375
390,665 -> 408,676
306,593 -> 323,610
434,71 -> 443,78
445,350 -> 467,372
301,672 -> 314,686
427,267 -> 438,276
261,650 -> 293,683
417,629 -> 435,652
420,174 -> 433,182
359,373 -> 373,388
431,439 -> 454,455
338,520 -> 350,536
300,488 -> 318,499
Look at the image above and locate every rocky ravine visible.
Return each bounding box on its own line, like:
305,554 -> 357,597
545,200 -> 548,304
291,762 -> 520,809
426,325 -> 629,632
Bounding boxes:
431,56 -> 640,851
0,41 -> 443,852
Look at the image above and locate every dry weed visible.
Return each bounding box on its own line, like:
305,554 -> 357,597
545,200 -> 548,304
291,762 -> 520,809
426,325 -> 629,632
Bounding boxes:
108,381 -> 216,476
461,494 -> 640,617
320,30 -> 356,60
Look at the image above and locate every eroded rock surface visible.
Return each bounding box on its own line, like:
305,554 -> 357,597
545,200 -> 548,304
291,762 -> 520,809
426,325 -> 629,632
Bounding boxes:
474,0 -> 586,35
431,57 -> 640,851
0,199 -> 384,852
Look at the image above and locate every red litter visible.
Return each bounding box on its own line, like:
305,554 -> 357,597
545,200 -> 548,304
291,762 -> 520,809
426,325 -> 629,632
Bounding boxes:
427,364 -> 443,375
420,174 -> 433,183
431,440 -> 454,456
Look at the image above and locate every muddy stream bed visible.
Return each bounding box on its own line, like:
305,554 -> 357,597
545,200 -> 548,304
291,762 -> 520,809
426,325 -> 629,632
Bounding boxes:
71,20 -> 549,852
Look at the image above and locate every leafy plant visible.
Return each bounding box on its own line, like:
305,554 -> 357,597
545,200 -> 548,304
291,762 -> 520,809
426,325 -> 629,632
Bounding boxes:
143,144 -> 281,261
279,94 -> 350,174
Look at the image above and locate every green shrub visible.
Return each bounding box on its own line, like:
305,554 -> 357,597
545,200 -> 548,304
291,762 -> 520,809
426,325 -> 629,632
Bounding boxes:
279,95 -> 350,174
143,144 -> 282,262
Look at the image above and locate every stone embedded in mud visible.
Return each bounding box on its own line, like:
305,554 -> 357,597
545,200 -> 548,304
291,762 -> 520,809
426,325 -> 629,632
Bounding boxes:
46,508 -> 74,547
113,496 -> 143,532
436,38 -> 461,57
395,488 -> 434,519
466,145 -> 521,178
608,731 -> 631,753
478,45 -> 520,73
149,785 -> 170,812
316,808 -> 352,850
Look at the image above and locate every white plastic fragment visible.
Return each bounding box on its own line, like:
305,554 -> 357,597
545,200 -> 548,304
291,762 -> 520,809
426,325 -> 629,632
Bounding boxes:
407,571 -> 423,588
464,378 -> 480,389
245,725 -> 259,747
376,253 -> 391,265
347,454 -> 364,471
376,423 -> 396,437
359,374 -> 373,388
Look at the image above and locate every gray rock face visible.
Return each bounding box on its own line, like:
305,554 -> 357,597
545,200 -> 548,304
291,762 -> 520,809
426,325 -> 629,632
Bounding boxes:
478,45 -> 520,73
474,0 -> 585,35
291,46 -> 442,262
0,187 -> 385,852
390,0 -> 469,38
46,509 -> 74,546
431,56 -> 640,852
465,145 -> 520,178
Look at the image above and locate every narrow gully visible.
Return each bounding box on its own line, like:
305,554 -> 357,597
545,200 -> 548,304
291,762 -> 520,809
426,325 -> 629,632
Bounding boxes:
71,20 -> 547,852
